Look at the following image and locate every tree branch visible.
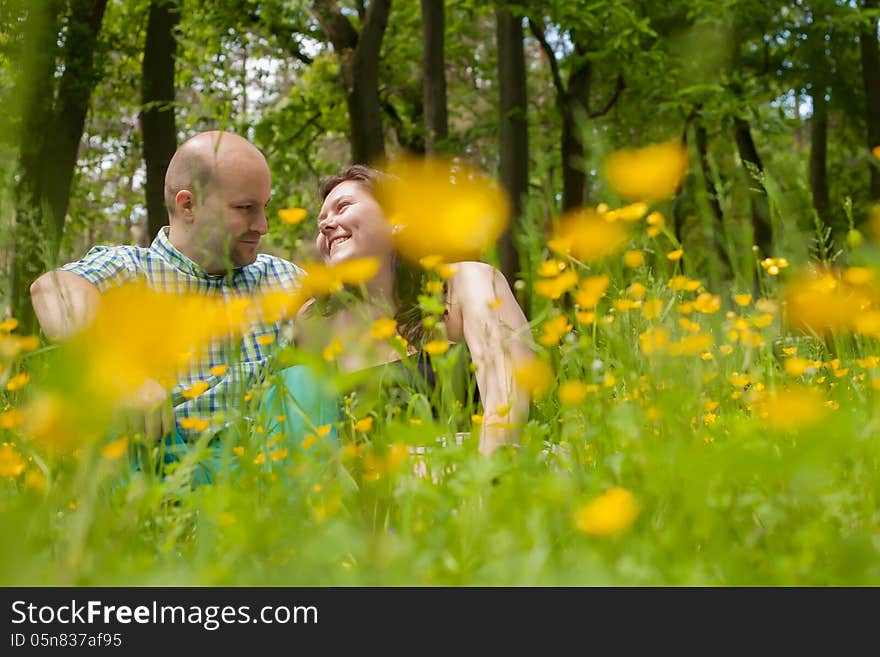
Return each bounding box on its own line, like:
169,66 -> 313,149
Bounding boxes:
527,17 -> 566,104
310,0 -> 358,52
587,73 -> 624,118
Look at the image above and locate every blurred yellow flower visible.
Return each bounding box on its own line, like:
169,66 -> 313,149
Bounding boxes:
646,211 -> 665,237
693,293 -> 720,314
666,249 -> 683,261
424,340 -> 450,356
514,359 -> 554,398
25,468 -> 46,494
209,364 -> 228,377
182,381 -> 210,399
559,381 -> 589,405
301,258 -> 381,297
101,437 -> 128,461
0,442 -> 25,477
0,409 -> 22,429
179,417 -> 210,432
370,317 -> 398,340
256,334 -> 275,346
641,299 -> 663,320
669,333 -> 713,356
0,318 -> 18,333
760,257 -> 789,276
784,357 -> 810,376
639,327 -> 669,355
734,293 -> 752,307
784,268 -> 878,337
604,141 -> 688,202
534,269 -> 579,300
539,315 -> 573,347
6,373 -> 29,391
549,209 -> 630,263
425,280 -> 444,294
322,338 -> 344,362
627,282 -> 647,299
354,416 -> 374,432
623,250 -> 645,268
537,259 -> 566,277
606,202 -> 649,222
279,208 -> 308,225
574,274 -> 610,309
573,487 -> 639,536
756,387 -> 828,431
375,156 -> 510,263
873,145 -> 880,160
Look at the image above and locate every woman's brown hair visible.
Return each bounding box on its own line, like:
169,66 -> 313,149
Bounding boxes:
319,165 -> 437,348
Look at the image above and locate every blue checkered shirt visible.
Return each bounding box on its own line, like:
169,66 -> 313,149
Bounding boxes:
60,226 -> 303,432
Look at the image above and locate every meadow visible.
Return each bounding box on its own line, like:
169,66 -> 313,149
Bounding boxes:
2,145 -> 880,587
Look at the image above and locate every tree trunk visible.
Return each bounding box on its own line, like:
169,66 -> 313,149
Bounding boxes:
312,0 -> 391,165
809,88 -> 831,227
733,117 -> 773,255
420,0 -> 448,154
693,119 -> 733,278
11,0 -> 108,332
860,0 -> 880,200
141,0 -> 179,245
496,5 -> 527,288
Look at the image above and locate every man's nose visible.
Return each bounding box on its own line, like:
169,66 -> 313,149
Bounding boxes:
252,209 -> 269,235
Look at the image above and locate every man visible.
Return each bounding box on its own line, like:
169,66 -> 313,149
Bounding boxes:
30,130 -> 302,469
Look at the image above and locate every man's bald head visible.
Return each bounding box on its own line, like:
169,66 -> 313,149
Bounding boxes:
164,130 -> 272,272
164,131 -> 267,216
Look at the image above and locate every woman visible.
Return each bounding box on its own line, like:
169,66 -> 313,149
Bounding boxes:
268,165 -> 534,456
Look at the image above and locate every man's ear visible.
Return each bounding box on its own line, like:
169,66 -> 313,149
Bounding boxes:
175,190 -> 195,222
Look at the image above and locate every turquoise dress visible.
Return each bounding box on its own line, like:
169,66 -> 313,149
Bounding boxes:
259,364 -> 342,444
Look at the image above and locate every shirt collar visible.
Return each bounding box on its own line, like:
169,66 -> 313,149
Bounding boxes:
151,226 -> 244,282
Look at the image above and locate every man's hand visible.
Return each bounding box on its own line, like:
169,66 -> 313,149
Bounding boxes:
121,378 -> 174,441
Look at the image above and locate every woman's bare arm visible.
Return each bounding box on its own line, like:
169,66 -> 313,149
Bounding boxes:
446,262 -> 534,455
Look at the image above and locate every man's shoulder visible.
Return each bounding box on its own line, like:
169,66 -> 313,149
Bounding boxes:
254,253 -> 304,280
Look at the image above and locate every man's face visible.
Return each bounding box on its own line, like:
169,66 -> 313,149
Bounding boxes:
192,153 -> 271,272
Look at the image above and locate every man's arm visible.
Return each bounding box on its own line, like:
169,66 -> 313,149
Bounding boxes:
30,270 -> 101,341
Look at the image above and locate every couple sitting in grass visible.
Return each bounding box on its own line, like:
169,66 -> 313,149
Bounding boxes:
29,130 -> 533,485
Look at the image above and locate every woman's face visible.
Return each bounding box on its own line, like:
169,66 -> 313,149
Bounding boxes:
316,180 -> 394,266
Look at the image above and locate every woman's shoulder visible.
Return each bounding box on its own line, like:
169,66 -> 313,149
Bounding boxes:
448,261 -> 511,302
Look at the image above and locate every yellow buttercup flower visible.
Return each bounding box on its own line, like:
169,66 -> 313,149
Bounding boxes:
279,208 -> 308,225
539,315 -> 573,347
604,140 -> 689,202
574,274 -> 610,309
548,209 -> 630,263
534,270 -> 579,300
734,293 -> 752,307
353,416 -> 374,432
573,487 -> 639,536
0,442 -> 25,477
179,417 -> 211,432
756,387 -> 828,431
623,250 -> 644,268
558,381 -> 589,405
5,373 -> 29,391
423,340 -> 450,356
514,359 -> 554,398
375,156 -> 510,263
181,381 -> 210,399
209,364 -> 229,377
370,317 -> 398,340
101,437 -> 128,461
666,249 -> 684,261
